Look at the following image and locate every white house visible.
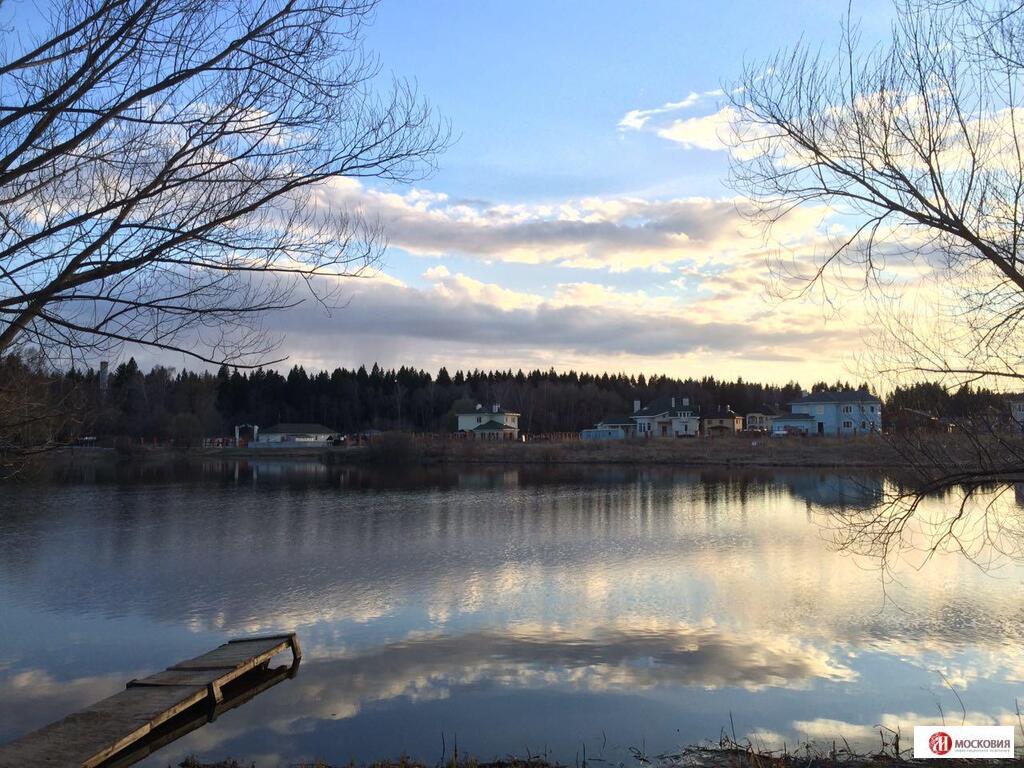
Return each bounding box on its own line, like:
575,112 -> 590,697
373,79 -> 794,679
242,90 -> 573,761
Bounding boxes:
633,396 -> 700,438
455,403 -> 520,440
775,390 -> 882,436
255,423 -> 337,445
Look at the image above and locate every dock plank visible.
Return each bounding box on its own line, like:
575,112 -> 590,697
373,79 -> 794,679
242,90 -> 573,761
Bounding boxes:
0,633 -> 299,768
98,665 -> 294,768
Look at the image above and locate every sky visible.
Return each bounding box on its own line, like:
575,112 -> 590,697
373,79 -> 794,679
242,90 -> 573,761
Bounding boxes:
169,1 -> 900,382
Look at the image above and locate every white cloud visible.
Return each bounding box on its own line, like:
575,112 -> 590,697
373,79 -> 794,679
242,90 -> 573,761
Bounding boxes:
617,89 -> 726,131
656,106 -> 738,151
312,176 -> 831,273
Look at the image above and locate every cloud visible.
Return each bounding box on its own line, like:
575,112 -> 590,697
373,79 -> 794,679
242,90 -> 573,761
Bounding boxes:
619,88 -> 737,152
312,179 -> 824,272
244,623 -> 856,730
618,89 -> 726,132
656,106 -> 738,151
268,269 -> 849,367
618,92 -> 704,131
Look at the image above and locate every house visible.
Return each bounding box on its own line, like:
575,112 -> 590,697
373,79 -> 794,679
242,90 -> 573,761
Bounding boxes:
255,423 -> 337,445
581,415 -> 636,441
633,396 -> 700,438
744,410 -> 775,432
782,390 -> 882,436
770,412 -> 817,436
890,407 -> 956,434
455,402 -> 520,440
702,405 -> 743,436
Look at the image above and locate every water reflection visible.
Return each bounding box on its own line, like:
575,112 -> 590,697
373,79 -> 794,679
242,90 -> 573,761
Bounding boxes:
0,463 -> 1021,766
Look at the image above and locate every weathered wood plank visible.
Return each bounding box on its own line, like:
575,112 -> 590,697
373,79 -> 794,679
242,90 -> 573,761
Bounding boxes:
0,632 -> 299,768
0,685 -> 207,768
127,668 -> 234,687
98,665 -> 293,768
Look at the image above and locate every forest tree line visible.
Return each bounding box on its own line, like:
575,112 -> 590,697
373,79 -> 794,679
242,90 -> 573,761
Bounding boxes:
2,352 -> 1020,447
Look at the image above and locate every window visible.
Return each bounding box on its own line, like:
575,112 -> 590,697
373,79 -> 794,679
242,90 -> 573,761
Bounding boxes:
842,405 -> 852,414
842,420 -> 853,429
861,421 -> 867,429
869,405 -> 875,413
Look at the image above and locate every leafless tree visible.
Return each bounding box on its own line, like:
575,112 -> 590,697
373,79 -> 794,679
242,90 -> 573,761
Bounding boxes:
728,0 -> 1024,566
0,0 -> 446,369
0,348 -> 83,473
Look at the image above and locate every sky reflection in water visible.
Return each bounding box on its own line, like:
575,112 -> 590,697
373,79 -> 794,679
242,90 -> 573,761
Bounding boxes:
0,462 -> 1022,766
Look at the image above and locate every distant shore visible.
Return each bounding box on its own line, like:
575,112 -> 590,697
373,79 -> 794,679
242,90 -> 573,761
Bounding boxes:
45,432 -> 1002,470
420,435 -> 909,468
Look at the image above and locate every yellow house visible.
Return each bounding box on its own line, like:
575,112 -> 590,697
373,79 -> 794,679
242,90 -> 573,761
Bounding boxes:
702,406 -> 743,436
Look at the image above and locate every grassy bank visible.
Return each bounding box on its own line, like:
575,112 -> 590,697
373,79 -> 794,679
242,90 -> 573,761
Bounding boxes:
178,735 -> 1024,768
42,431 -> 1024,471
423,435 -> 908,468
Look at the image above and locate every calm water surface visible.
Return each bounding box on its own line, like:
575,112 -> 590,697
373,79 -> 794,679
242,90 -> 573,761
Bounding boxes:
0,461 -> 1022,766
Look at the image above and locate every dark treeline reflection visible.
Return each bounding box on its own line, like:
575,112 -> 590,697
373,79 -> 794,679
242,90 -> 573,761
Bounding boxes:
34,456 -> 887,503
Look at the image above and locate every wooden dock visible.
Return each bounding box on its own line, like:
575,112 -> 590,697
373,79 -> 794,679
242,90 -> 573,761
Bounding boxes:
0,633 -> 301,768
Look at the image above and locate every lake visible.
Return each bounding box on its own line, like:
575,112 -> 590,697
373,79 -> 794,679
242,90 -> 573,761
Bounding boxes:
1,461 -> 1022,766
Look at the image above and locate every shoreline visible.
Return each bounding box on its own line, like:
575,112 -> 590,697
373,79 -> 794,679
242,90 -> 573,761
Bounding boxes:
46,433 -> 994,470
180,739 -> 1024,768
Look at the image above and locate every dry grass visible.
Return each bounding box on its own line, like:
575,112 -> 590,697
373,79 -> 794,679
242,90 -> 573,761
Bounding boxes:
178,733 -> 1024,768
429,436 -> 906,469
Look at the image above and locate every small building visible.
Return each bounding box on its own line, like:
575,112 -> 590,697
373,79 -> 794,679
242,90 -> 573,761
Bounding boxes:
455,403 -> 520,440
744,411 -> 775,432
702,405 -> 743,437
255,423 -> 337,445
469,419 -> 519,441
633,396 -> 700,438
789,390 -> 882,436
771,412 -> 817,436
583,415 -> 636,440
581,426 -> 627,441
890,407 -> 955,434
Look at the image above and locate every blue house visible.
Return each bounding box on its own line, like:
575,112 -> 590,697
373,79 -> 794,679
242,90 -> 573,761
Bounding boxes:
773,390 -> 882,436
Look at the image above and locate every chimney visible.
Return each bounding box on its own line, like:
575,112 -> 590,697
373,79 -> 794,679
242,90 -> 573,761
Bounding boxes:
633,399 -> 641,413
98,361 -> 109,392
493,404 -> 500,413
671,397 -> 675,408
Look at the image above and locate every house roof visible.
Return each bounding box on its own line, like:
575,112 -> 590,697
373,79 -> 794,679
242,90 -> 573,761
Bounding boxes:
634,395 -> 698,418
791,390 -> 881,405
705,405 -> 739,419
472,419 -> 517,431
597,415 -> 636,426
263,423 -> 336,434
454,401 -> 517,416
